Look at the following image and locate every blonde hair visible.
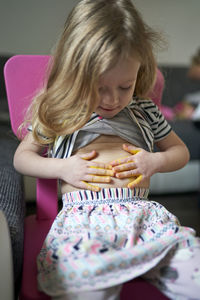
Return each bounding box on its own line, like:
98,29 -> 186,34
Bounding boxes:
30,0 -> 163,145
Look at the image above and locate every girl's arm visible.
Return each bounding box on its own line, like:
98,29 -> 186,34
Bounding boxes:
110,130 -> 190,188
150,130 -> 190,173
14,132 -> 63,179
14,132 -> 114,191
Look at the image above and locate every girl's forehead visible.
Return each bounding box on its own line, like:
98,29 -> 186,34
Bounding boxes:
99,57 -> 141,83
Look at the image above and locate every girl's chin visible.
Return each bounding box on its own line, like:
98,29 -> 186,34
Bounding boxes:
96,107 -> 119,118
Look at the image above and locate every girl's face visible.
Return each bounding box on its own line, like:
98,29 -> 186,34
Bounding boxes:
95,57 -> 141,118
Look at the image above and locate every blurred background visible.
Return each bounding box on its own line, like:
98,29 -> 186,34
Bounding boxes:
0,0 -> 200,64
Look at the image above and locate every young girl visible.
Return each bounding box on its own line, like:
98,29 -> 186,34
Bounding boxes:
14,0 -> 200,299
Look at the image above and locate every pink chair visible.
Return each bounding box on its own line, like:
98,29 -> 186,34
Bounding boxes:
4,55 -> 168,300
148,68 -> 164,108
4,55 -> 56,300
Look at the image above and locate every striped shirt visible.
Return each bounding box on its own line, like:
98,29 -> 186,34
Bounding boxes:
52,98 -> 172,159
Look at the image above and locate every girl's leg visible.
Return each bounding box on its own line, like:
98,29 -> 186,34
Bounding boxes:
52,284 -> 122,300
143,246 -> 200,300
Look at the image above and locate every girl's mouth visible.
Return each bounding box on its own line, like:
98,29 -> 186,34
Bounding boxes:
99,106 -> 118,111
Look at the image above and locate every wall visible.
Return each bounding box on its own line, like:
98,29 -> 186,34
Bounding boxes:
133,0 -> 200,65
0,0 -> 200,65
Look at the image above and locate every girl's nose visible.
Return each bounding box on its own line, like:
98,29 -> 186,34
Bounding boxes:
101,88 -> 119,105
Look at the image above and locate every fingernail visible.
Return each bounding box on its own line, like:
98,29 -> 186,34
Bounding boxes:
108,170 -> 115,176
104,176 -> 111,182
94,186 -> 100,192
127,183 -> 133,188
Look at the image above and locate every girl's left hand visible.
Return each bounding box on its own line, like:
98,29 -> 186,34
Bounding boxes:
110,144 -> 156,188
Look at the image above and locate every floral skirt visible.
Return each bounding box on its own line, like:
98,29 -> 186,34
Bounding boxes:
37,188 -> 198,297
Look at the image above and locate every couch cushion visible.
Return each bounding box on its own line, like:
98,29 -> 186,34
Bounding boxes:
160,65 -> 200,107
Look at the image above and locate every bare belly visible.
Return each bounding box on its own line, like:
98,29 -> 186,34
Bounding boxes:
61,135 -> 150,194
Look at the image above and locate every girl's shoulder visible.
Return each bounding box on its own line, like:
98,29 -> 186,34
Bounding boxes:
130,97 -> 158,110
129,97 -> 161,121
129,97 -> 172,143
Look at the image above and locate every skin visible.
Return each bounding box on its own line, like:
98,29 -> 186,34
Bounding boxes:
13,57 -> 190,193
188,64 -> 200,81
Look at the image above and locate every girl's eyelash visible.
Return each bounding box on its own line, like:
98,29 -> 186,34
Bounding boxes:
120,86 -> 131,90
98,86 -> 132,92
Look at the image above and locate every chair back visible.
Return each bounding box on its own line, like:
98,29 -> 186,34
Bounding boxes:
148,68 -> 164,108
4,55 -> 50,137
4,55 -> 57,220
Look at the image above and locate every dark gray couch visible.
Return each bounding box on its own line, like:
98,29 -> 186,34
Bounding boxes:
0,54 -> 24,298
0,128 -> 24,298
160,65 -> 200,160
149,66 -> 200,194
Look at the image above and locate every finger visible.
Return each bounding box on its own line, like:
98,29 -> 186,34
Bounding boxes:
88,166 -> 114,176
110,156 -> 133,167
112,162 -> 135,173
127,175 -> 143,188
81,181 -> 100,192
123,144 -> 141,155
80,150 -> 97,160
115,168 -> 140,179
89,163 -> 113,171
85,175 -> 111,183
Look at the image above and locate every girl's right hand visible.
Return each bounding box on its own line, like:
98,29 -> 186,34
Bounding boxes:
59,150 -> 114,192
